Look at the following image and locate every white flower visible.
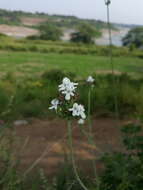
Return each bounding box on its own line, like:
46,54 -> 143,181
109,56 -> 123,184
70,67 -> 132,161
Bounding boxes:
69,103 -> 86,119
49,99 -> 59,110
69,103 -> 79,116
58,77 -> 71,91
78,105 -> 86,119
78,119 -> 85,125
61,87 -> 75,100
86,76 -> 94,83
59,77 -> 78,100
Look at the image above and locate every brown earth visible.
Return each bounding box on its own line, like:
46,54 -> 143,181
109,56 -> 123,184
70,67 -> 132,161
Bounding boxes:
10,117 -> 134,176
0,24 -> 38,38
20,17 -> 47,26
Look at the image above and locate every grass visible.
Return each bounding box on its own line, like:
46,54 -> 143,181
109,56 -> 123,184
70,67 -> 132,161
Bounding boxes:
0,51 -> 143,79
0,49 -> 142,120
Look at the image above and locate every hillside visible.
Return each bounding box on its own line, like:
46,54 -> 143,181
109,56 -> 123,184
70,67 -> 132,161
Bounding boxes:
0,8 -> 141,46
0,9 -> 111,29
0,8 -> 116,39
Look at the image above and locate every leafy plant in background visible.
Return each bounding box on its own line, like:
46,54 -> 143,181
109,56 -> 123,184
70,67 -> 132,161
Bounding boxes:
39,23 -> 63,41
122,27 -> 143,49
100,121 -> 143,190
42,69 -> 76,83
71,22 -> 101,44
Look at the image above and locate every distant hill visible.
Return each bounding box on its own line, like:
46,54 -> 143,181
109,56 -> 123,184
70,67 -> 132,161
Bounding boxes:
0,8 -> 114,30
0,9 -> 141,30
0,8 -> 142,46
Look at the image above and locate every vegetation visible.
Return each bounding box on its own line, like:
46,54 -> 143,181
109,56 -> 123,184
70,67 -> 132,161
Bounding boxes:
0,45 -> 143,190
100,122 -> 143,190
0,70 -> 143,120
0,36 -> 143,120
0,49 -> 143,79
71,23 -> 101,44
38,23 -> 63,41
122,27 -> 143,48
0,34 -> 143,58
0,8 -> 143,188
0,9 -> 21,25
1,74 -> 143,189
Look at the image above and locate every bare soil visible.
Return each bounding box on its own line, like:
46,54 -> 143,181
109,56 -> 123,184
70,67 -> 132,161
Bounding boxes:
0,24 -> 38,38
10,117 -> 133,176
20,17 -> 47,26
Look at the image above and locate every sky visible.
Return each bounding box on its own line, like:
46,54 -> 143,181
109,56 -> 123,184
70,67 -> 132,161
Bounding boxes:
0,0 -> 143,25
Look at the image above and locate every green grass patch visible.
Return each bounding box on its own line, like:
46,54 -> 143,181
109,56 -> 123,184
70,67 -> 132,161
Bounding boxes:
0,51 -> 143,79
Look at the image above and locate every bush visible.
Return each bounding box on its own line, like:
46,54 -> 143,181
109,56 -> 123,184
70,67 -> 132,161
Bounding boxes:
100,122 -> 143,190
26,35 -> 40,40
42,69 -> 76,83
39,23 -> 63,41
122,27 -> 143,48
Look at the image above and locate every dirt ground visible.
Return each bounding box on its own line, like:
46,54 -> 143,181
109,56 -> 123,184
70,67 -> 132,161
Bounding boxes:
20,17 -> 47,26
11,117 -> 133,176
0,24 -> 38,38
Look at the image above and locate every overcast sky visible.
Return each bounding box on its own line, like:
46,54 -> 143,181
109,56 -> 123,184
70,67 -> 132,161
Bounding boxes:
1,0 -> 143,25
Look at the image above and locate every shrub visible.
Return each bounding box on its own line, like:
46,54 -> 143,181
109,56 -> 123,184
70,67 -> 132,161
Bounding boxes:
100,122 -> 143,190
26,35 -> 40,40
39,23 -> 63,41
41,69 -> 76,83
28,45 -> 39,52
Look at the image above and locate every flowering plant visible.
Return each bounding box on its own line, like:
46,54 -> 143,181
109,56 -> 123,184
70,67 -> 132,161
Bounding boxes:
49,77 -> 86,124
58,77 -> 78,100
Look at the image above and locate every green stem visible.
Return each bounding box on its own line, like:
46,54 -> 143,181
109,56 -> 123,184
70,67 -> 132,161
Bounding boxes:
67,120 -> 89,190
106,2 -> 119,120
88,87 -> 92,133
87,87 -> 100,190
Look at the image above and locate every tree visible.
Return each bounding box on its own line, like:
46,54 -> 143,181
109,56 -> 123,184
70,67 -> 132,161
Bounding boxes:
122,27 -> 143,48
39,23 -> 63,41
70,23 -> 101,44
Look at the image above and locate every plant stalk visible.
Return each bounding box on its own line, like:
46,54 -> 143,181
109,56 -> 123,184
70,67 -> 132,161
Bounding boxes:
67,120 -> 89,190
87,87 -> 100,190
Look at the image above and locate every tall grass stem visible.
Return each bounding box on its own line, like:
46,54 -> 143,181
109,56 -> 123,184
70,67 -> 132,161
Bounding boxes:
67,120 -> 89,190
87,87 -> 100,190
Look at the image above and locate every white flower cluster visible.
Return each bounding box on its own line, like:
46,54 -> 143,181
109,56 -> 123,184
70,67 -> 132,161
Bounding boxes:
69,103 -> 86,124
69,103 -> 86,119
59,77 -> 78,100
49,77 -> 86,124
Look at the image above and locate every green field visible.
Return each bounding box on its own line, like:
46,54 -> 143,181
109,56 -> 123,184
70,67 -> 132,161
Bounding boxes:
0,51 -> 143,79
0,42 -> 143,120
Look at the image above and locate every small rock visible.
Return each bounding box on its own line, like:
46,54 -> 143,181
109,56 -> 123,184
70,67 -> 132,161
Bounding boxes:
14,120 -> 28,126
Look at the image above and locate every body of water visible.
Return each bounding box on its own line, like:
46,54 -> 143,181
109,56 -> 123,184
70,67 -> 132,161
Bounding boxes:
95,27 -> 130,46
